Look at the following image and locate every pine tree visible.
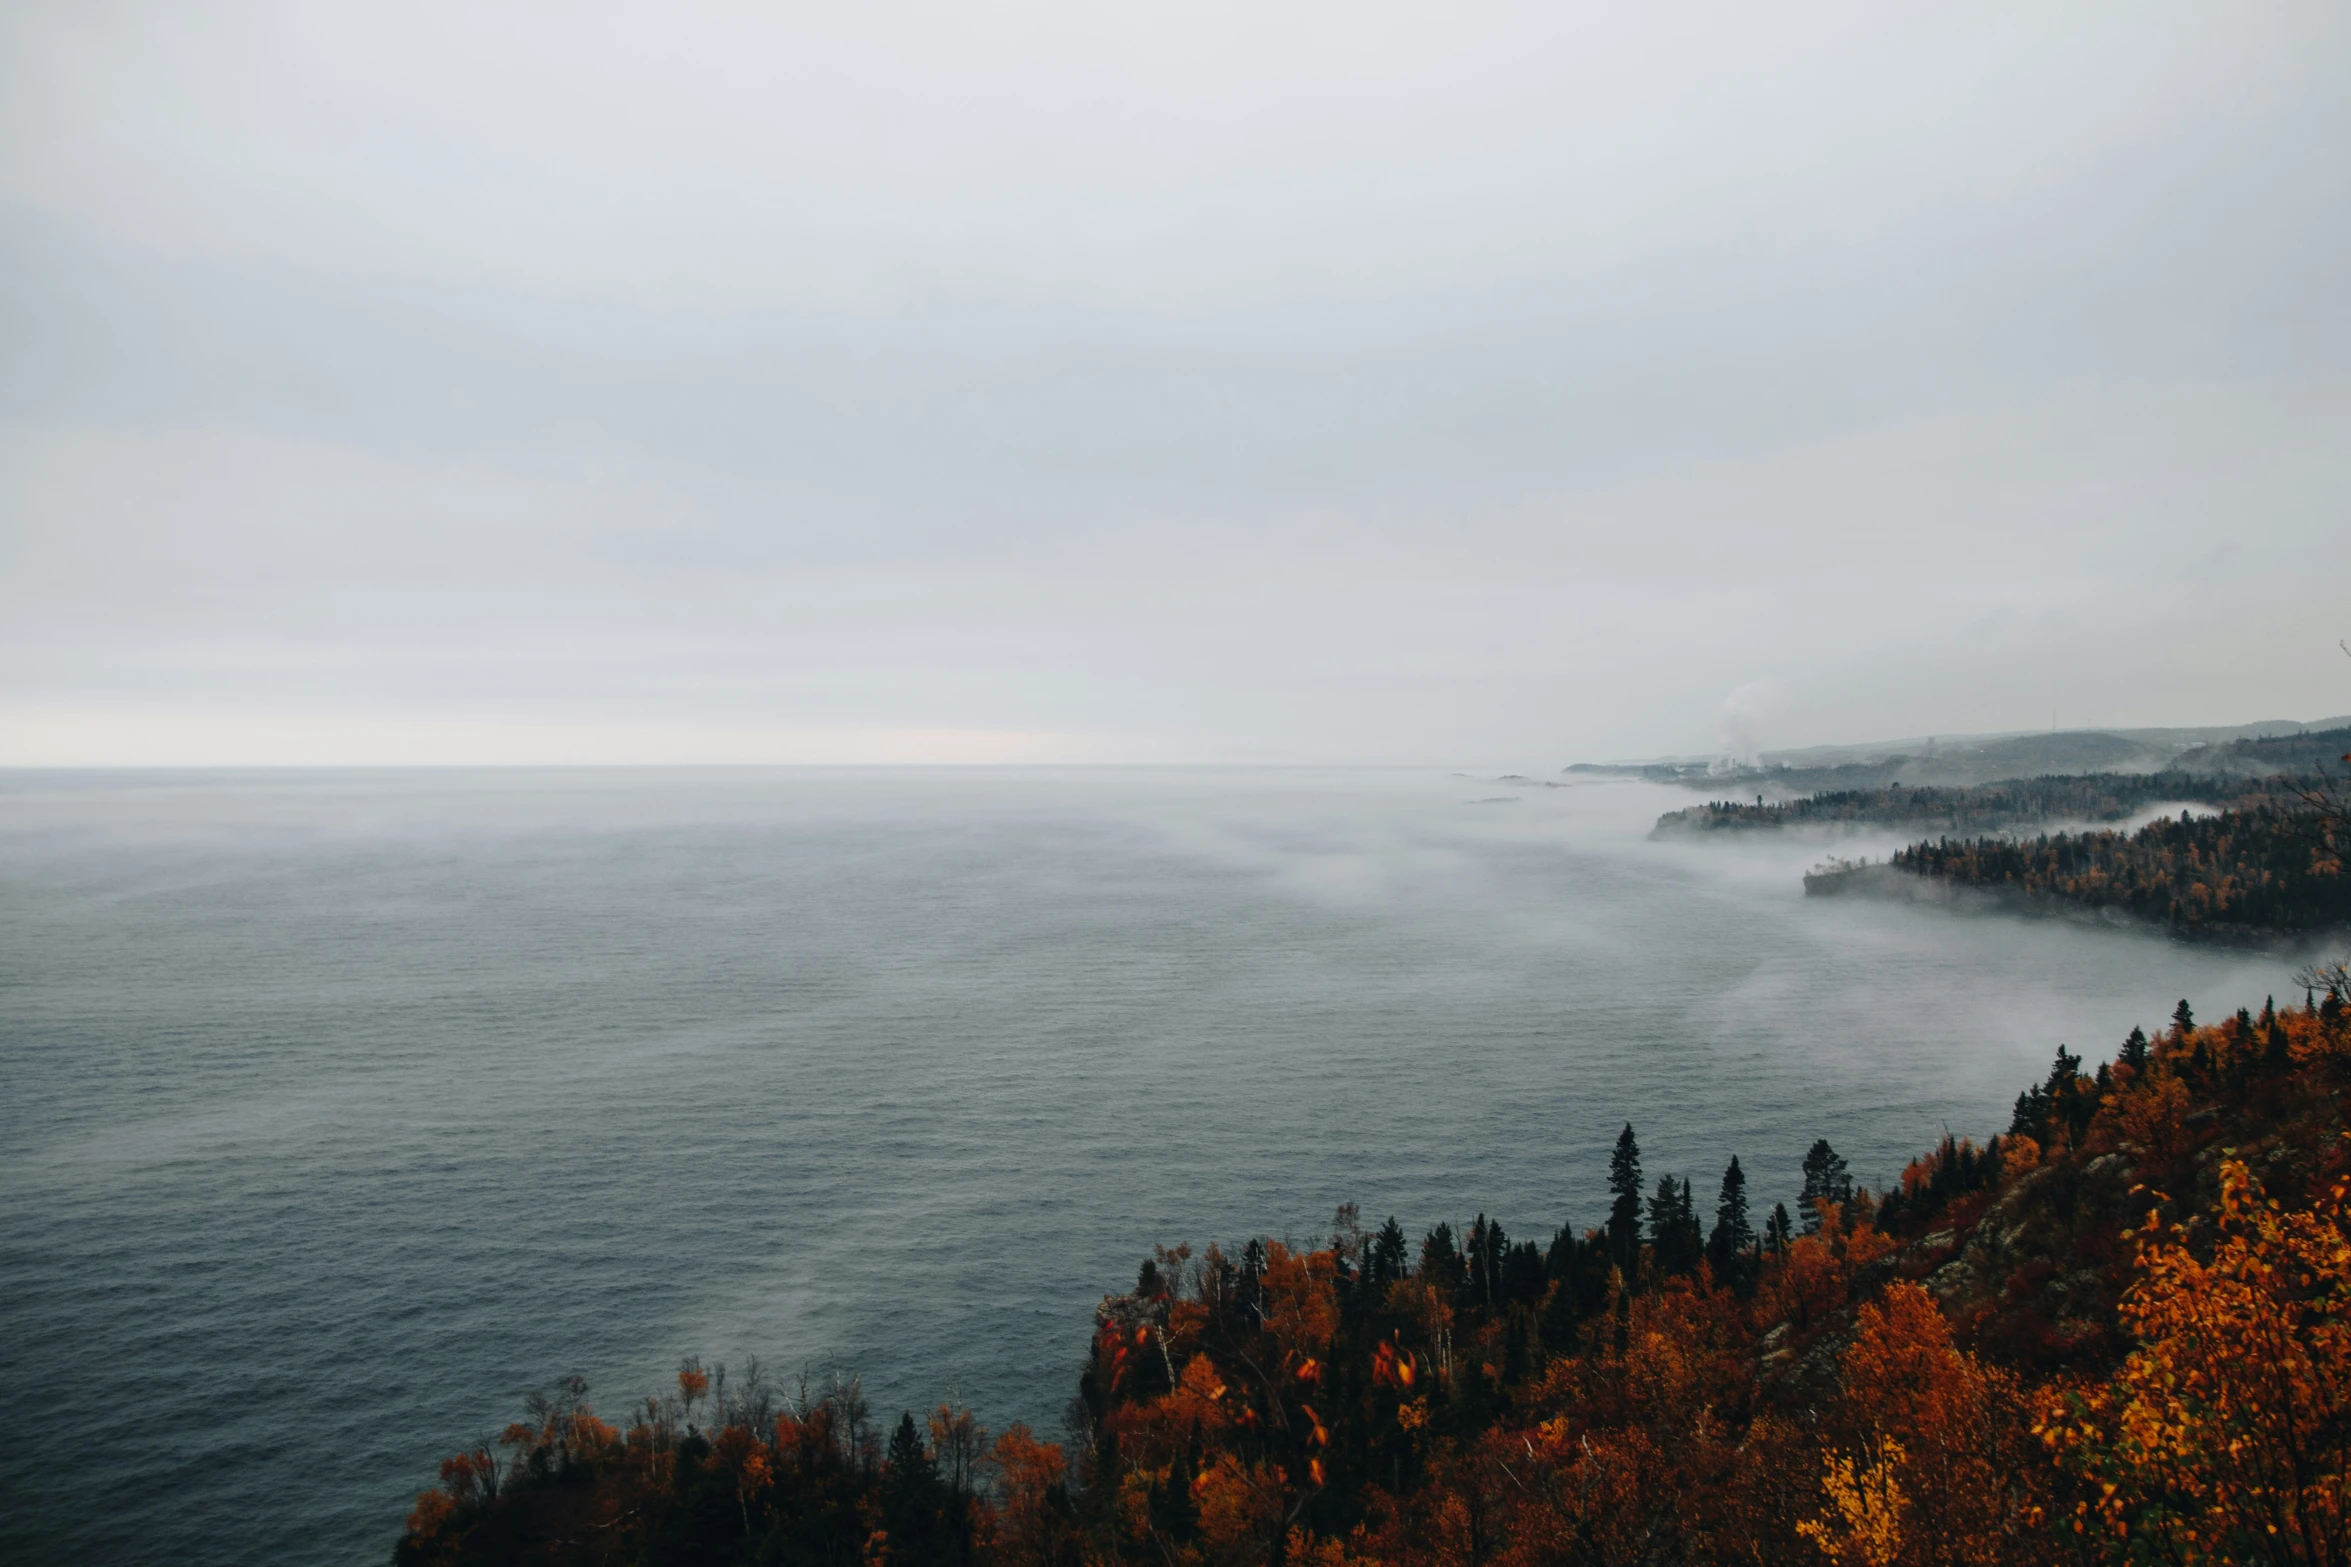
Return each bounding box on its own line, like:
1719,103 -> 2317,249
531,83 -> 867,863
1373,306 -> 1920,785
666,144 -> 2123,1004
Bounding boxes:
2040,1046 -> 2089,1141
1419,1222 -> 1466,1294
885,1411 -> 947,1557
2010,1088 -> 2045,1137
1540,1225 -> 1589,1348
1544,1224 -> 1579,1282
1648,1177 -> 1706,1276
2172,998 -> 2195,1037
1648,1176 -> 1682,1273
1707,1155 -> 1752,1276
1502,1239 -> 1546,1306
1799,1139 -> 1852,1235
1466,1214 -> 1506,1308
2120,1025 -> 2150,1072
1367,1216 -> 1409,1289
1765,1201 -> 1794,1257
1607,1124 -> 1644,1273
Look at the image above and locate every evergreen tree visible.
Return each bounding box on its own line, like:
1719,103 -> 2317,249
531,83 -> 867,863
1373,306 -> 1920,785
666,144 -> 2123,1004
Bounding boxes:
1648,1177 -> 1705,1276
2119,1025 -> 2149,1072
885,1411 -> 947,1558
1465,1214 -> 1506,1308
1367,1216 -> 1409,1289
1540,1226 -> 1591,1348
2172,998 -> 2195,1037
1764,1201 -> 1793,1257
1706,1155 -> 1752,1275
1543,1224 -> 1579,1283
1799,1139 -> 1851,1234
1607,1124 -> 1644,1273
2036,1045 -> 2089,1142
1419,1222 -> 1466,1294
1648,1176 -> 1681,1272
1501,1240 -> 1547,1306
2010,1088 -> 2045,1137
2043,1045 -> 2084,1103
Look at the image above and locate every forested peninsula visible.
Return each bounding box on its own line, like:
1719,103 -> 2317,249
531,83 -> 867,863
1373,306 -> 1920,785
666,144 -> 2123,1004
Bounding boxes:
1652,771 -> 2257,838
1793,743 -> 2348,939
398,982 -> 2351,1565
1805,798 -> 2351,938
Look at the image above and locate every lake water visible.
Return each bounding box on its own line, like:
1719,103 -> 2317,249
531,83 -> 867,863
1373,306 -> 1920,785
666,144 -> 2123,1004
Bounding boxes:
0,767 -> 2320,1564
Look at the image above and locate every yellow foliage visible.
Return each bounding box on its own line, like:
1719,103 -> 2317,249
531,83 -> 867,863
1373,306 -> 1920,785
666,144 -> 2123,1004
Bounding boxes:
2041,1156 -> 2351,1563
1797,1437 -> 1907,1567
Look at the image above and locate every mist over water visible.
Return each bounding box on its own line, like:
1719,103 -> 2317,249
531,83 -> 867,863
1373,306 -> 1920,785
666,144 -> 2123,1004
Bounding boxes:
0,767 -> 2316,1564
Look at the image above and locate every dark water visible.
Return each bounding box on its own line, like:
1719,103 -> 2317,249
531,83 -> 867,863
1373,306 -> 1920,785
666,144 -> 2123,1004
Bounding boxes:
0,767 -> 2316,1564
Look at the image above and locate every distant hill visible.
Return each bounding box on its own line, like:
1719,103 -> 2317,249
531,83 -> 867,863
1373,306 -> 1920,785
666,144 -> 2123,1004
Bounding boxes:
2170,723 -> 2351,778
1651,771 -> 2262,839
1573,717 -> 2351,793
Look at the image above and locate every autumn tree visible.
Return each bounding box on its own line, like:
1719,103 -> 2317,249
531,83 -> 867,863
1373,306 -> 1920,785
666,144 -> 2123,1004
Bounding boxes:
1798,1282 -> 2049,1565
2042,1158 -> 2351,1564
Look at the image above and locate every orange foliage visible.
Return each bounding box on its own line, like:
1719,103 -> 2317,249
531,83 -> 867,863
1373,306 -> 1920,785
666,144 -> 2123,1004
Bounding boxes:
2041,1156 -> 2351,1563
1817,1282 -> 2040,1564
1756,1232 -> 1849,1333
2108,1068 -> 2191,1160
989,1424 -> 1079,1566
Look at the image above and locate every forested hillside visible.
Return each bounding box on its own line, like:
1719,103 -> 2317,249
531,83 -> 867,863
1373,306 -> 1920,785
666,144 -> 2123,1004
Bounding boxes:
1803,788 -> 2350,939
1652,771 -> 2255,838
397,982 -> 2351,1564
1881,804 -> 2350,935
2170,723 -> 2351,779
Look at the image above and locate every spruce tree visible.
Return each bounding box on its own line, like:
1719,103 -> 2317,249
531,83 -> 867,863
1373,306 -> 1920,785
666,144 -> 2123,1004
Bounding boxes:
2010,1088 -> 2044,1138
1607,1124 -> 1644,1273
885,1412 -> 946,1556
1764,1201 -> 1793,1257
1544,1224 -> 1579,1283
1368,1216 -> 1409,1289
1419,1222 -> 1466,1294
2172,998 -> 2195,1037
1798,1139 -> 1851,1234
1502,1240 -> 1547,1306
1648,1176 -> 1681,1273
1648,1177 -> 1707,1276
1466,1214 -> 1506,1308
2120,1025 -> 2149,1072
1706,1156 -> 1752,1275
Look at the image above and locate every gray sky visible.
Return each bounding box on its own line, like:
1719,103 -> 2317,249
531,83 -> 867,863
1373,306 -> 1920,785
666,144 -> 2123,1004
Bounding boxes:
2,1 -> 2347,765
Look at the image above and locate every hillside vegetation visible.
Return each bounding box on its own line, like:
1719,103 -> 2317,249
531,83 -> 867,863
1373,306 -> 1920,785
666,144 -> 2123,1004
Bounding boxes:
1798,750 -> 2348,938
397,984 -> 2351,1564
1585,722 -> 2351,798
1652,771 -> 2257,838
1860,802 -> 2351,938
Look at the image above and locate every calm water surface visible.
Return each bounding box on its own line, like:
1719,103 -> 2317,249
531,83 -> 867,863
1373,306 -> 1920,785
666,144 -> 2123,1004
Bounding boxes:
0,767 -> 2317,1563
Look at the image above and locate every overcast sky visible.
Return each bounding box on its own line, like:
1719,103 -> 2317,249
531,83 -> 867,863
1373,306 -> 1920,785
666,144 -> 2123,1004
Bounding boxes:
2,2 -> 2347,765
